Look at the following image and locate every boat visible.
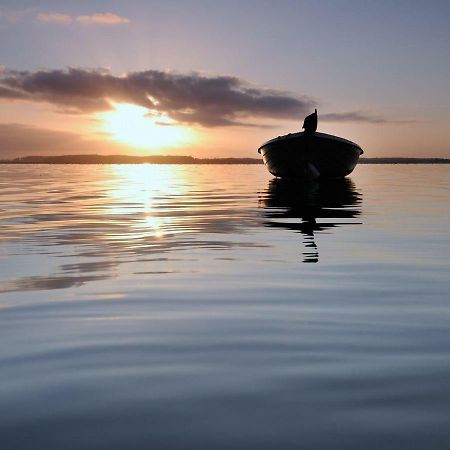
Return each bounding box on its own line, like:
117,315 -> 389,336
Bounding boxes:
258,131 -> 364,180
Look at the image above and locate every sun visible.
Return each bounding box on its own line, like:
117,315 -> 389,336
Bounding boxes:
100,102 -> 194,150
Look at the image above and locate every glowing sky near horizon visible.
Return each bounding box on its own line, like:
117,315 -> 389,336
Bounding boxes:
1,0 -> 450,158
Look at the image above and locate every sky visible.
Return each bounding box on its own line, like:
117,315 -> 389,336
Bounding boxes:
1,0 -> 450,158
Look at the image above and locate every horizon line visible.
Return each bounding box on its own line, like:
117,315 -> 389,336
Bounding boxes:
1,154 -> 450,165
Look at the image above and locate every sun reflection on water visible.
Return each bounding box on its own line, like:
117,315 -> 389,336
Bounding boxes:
0,164 -> 268,294
103,164 -> 189,240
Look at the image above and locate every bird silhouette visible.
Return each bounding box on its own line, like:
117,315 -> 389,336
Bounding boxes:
302,109 -> 317,135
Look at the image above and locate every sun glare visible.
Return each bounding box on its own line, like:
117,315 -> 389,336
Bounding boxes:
103,165 -> 190,240
100,103 -> 194,150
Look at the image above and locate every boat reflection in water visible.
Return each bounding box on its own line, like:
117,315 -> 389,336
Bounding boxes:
261,178 -> 362,262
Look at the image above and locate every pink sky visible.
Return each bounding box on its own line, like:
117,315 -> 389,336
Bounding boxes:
1,1 -> 449,158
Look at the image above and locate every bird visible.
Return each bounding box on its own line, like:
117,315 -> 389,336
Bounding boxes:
302,109 -> 317,135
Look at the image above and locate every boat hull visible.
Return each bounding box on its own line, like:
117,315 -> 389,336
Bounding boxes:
258,132 -> 363,179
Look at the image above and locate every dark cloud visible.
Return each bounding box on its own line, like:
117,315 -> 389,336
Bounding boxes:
0,86 -> 27,99
0,67 -> 404,128
0,68 -> 314,127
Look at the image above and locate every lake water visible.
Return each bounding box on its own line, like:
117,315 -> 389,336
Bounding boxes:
1,164 -> 449,449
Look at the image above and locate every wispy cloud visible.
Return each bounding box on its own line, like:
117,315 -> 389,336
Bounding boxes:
0,7 -> 35,24
321,111 -> 416,124
0,123 -> 83,158
75,13 -> 130,25
0,123 -> 123,158
36,12 -> 72,24
1,8 -> 130,26
35,12 -> 130,26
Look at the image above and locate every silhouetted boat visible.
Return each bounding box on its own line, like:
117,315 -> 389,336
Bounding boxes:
258,131 -> 364,180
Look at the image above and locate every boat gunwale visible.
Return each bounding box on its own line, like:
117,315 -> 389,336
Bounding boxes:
258,132 -> 363,154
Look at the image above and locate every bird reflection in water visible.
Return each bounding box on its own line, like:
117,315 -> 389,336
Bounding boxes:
261,178 -> 362,262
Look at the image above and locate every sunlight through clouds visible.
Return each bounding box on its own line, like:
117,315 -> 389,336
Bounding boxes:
99,103 -> 195,150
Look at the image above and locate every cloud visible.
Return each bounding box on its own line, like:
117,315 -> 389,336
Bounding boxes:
0,68 -> 314,128
0,86 -> 27,99
75,13 -> 130,25
0,7 -> 35,23
320,111 -> 388,123
0,67 -> 400,128
0,123 -> 124,158
320,111 -> 415,124
1,8 -> 130,26
36,12 -> 72,24
0,123 -> 83,158
35,12 -> 130,26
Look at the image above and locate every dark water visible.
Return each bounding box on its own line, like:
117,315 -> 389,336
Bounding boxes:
1,164 -> 449,449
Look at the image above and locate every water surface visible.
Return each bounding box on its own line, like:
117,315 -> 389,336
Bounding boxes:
1,164 -> 449,449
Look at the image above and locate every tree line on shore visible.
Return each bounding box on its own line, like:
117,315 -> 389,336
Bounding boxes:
1,154 -> 449,164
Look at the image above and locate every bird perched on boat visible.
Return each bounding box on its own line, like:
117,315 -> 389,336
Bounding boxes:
302,109 -> 317,135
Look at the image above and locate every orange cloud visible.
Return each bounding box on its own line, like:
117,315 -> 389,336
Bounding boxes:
75,13 -> 130,25
36,12 -> 72,24
35,12 -> 130,26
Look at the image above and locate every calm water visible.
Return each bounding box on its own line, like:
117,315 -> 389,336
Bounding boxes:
1,164 -> 449,449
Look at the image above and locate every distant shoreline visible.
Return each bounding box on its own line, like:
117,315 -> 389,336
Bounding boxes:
1,155 -> 450,165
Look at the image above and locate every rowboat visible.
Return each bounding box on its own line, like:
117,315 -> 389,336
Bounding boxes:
258,131 -> 364,180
